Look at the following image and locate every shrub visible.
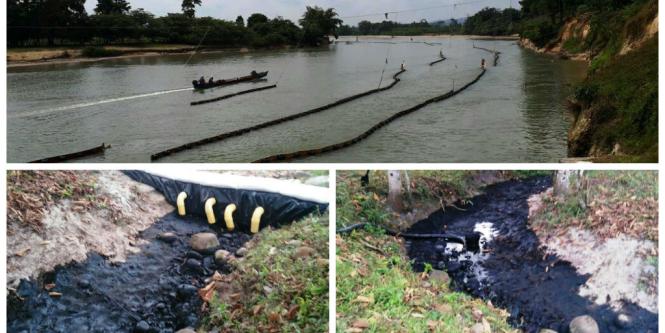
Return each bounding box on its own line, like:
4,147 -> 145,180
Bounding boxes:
80,46 -> 123,58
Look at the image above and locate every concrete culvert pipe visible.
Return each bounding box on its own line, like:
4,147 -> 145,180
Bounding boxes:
123,170 -> 328,234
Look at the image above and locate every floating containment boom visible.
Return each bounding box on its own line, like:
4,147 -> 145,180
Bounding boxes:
30,143 -> 109,163
255,68 -> 488,162
150,69 -> 407,161
190,84 -> 277,106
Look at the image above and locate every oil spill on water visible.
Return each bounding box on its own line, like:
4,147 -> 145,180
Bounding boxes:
405,177 -> 658,333
8,212 -> 251,333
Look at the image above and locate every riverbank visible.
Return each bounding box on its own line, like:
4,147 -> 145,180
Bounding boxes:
519,0 -> 658,162
7,44 -> 292,68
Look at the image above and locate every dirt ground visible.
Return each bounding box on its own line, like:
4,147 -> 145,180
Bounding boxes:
7,171 -> 172,288
528,189 -> 658,313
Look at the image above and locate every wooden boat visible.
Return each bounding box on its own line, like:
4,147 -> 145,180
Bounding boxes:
192,71 -> 268,90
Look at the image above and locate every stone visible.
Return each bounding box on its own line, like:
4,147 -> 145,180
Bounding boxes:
176,284 -> 198,300
215,249 -> 231,264
294,246 -> 316,259
184,258 -> 202,271
175,329 -> 196,333
77,279 -> 90,289
429,270 -> 450,284
157,232 -> 177,243
304,175 -> 329,187
185,251 -> 203,260
235,247 -> 248,257
134,320 -> 150,332
614,313 -> 632,329
539,329 -> 558,333
570,315 -> 599,333
190,233 -> 219,253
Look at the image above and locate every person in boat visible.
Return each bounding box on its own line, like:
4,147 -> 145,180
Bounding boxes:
481,58 -> 486,69
208,77 -> 214,84
251,70 -> 258,77
199,76 -> 205,86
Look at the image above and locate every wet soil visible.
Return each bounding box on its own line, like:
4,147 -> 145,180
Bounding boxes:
8,212 -> 251,333
405,177 -> 658,333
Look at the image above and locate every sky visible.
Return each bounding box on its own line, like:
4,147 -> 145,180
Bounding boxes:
84,0 -> 520,25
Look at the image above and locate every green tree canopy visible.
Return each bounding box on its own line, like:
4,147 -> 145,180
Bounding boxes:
299,6 -> 342,45
181,0 -> 202,19
94,0 -> 130,15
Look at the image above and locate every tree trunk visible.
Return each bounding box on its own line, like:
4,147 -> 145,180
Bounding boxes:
553,170 -> 584,198
387,170 -> 403,212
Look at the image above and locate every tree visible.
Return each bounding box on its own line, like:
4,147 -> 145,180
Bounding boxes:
95,0 -> 130,15
235,15 -> 244,27
387,171 -> 403,212
299,6 -> 342,45
181,0 -> 202,19
247,13 -> 268,29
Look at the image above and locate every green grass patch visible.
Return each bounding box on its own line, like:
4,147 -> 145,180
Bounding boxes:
336,232 -> 515,332
202,213 -> 329,332
530,171 -> 658,241
578,36 -> 658,159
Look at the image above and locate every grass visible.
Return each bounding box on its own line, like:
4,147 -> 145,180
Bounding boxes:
202,213 -> 329,333
336,232 -> 516,333
530,171 -> 658,241
581,36 -> 658,159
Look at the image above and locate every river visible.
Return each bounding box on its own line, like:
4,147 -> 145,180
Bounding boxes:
7,36 -> 587,163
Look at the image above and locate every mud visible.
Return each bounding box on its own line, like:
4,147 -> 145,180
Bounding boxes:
405,177 -> 657,333
8,212 -> 251,333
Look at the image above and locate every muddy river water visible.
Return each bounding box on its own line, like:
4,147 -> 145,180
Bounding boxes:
8,36 -> 586,163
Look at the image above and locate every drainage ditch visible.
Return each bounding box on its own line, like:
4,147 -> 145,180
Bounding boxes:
405,177 -> 657,333
8,171 -> 328,333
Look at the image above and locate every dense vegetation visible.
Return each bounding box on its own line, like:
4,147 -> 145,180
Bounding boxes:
7,0 -> 341,48
520,0 -> 655,49
337,8 -> 520,36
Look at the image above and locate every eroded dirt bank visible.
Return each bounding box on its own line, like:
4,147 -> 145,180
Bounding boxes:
7,171 -> 172,288
404,177 -> 657,333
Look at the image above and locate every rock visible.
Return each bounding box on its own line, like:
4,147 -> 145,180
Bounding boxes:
77,279 -> 90,289
176,284 -> 198,300
184,258 -> 202,272
304,175 -> 328,187
570,315 -> 599,333
157,232 -> 177,243
215,249 -> 231,264
190,233 -> 219,253
429,270 -> 450,284
235,247 -> 248,257
539,329 -> 558,333
175,329 -> 196,333
134,320 -> 150,332
294,246 -> 316,259
185,251 -> 203,260
614,313 -> 632,329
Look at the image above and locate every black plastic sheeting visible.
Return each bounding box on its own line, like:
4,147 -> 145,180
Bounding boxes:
124,171 -> 327,233
405,177 -> 658,333
8,213 -> 252,333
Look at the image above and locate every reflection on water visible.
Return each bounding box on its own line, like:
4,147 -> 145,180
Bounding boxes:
7,37 -> 586,162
